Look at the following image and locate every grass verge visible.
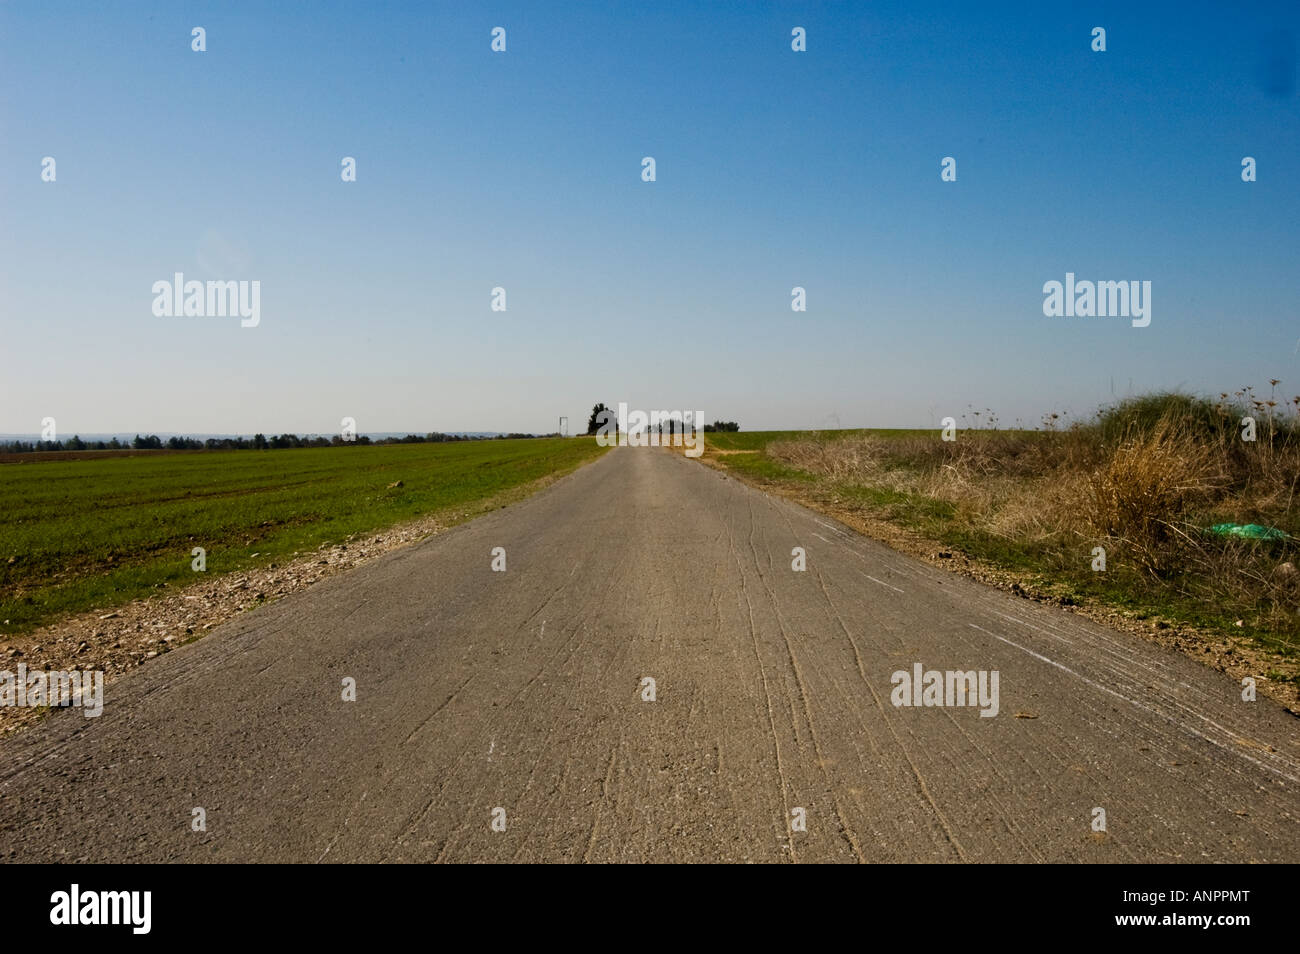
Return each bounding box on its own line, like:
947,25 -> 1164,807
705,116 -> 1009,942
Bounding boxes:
699,392 -> 1300,708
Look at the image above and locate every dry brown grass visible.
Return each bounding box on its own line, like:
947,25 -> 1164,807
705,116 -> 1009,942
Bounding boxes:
1086,414 -> 1225,575
759,391 -> 1300,657
767,430 -> 1101,547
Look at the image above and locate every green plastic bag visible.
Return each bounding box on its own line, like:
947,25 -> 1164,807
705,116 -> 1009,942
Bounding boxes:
1205,523 -> 1289,542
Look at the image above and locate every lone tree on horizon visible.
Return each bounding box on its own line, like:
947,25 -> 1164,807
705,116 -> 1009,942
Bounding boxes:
586,403 -> 609,435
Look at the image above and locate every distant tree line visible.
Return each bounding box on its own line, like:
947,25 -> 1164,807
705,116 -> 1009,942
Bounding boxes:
0,432 -> 553,454
703,421 -> 740,432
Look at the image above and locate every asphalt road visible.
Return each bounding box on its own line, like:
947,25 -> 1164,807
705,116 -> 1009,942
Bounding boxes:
2,447 -> 1297,862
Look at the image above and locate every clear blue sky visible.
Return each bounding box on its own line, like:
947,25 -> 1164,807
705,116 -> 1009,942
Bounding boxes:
2,1 -> 1297,435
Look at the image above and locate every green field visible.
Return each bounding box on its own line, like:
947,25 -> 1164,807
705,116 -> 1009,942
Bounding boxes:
0,438 -> 607,632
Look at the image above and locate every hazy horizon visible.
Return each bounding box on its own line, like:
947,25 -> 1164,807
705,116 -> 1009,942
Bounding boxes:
0,378 -> 1240,440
